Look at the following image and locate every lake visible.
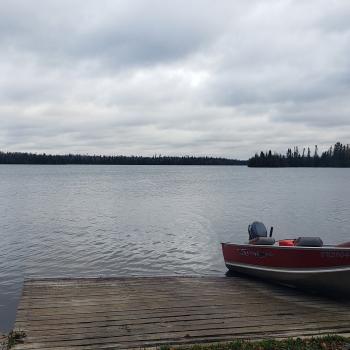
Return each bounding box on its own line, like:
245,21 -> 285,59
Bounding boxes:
1,165 -> 350,332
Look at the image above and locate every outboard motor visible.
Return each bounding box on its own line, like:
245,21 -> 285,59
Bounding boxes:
248,221 -> 267,240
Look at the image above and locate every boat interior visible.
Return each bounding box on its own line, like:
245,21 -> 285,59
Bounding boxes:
248,221 -> 350,248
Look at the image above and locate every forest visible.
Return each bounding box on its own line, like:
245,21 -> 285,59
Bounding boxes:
248,142 -> 350,167
2,142 -> 350,167
0,152 -> 246,166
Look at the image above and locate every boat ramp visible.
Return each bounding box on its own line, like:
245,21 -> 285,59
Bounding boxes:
13,276 -> 350,349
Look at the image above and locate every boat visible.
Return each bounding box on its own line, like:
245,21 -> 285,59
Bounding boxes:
221,221 -> 350,294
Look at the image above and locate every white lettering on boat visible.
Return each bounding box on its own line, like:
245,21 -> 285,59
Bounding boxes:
321,251 -> 350,258
238,248 -> 273,258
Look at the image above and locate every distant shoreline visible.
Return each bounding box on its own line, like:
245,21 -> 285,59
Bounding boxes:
0,151 -> 247,166
2,143 -> 350,167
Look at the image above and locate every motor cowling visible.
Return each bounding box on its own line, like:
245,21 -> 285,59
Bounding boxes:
248,221 -> 267,240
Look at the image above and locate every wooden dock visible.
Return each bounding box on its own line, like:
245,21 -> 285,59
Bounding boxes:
14,276 -> 350,349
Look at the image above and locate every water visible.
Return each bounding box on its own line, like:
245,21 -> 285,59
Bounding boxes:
1,165 -> 350,331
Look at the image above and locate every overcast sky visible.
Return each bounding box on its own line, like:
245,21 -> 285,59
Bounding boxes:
1,0 -> 350,158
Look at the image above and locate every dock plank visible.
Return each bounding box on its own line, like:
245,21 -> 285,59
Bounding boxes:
13,277 -> 350,349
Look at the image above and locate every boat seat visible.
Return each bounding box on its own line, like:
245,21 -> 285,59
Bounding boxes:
249,237 -> 275,245
294,237 -> 323,247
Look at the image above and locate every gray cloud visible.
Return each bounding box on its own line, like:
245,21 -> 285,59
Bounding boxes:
0,0 -> 230,69
0,0 -> 350,158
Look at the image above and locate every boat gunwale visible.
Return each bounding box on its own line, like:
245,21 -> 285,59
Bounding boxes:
221,242 -> 350,251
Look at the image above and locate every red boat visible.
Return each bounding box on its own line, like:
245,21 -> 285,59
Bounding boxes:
222,222 -> 350,294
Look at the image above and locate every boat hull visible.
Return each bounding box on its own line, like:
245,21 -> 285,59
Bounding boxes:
222,243 -> 350,294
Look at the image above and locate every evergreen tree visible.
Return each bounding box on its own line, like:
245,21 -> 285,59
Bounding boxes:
248,142 -> 350,167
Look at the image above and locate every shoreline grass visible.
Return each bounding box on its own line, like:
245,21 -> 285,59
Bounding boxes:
1,332 -> 349,349
160,336 -> 350,350
0,330 -> 26,350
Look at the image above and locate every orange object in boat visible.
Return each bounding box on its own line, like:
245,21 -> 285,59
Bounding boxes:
278,239 -> 295,246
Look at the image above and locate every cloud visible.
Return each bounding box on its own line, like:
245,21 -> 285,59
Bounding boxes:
0,0 -> 350,158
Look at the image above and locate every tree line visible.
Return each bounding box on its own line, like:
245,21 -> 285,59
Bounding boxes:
248,142 -> 350,167
0,151 -> 246,166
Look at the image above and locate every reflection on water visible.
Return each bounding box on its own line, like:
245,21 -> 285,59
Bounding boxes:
0,165 -> 350,331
